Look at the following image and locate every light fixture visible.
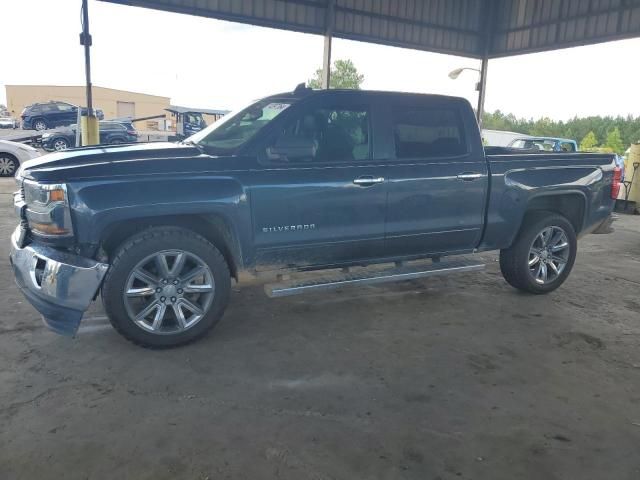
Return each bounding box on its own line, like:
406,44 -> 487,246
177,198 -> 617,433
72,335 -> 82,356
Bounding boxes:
448,67 -> 480,80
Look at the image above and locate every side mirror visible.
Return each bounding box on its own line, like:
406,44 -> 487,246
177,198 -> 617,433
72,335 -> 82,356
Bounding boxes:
267,135 -> 316,162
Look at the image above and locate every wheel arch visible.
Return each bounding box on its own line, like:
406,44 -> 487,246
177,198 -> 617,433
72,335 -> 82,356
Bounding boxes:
522,191 -> 587,234
0,151 -> 18,162
32,117 -> 47,129
100,213 -> 242,280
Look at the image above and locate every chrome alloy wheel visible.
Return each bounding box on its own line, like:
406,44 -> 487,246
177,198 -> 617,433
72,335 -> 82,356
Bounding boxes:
123,250 -> 215,335
53,139 -> 68,151
0,157 -> 16,176
528,226 -> 570,285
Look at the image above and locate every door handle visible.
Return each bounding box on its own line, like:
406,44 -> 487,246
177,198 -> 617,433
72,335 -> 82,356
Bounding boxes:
353,176 -> 385,186
457,172 -> 483,181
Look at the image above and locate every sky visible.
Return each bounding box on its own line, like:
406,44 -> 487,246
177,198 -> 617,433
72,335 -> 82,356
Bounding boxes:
1,0 -> 639,121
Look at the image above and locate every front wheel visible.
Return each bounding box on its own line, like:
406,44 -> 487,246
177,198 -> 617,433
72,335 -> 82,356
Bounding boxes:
102,227 -> 231,348
52,138 -> 69,151
0,154 -> 19,177
500,211 -> 577,294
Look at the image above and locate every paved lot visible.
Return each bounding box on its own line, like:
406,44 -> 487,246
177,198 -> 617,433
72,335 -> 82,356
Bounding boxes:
0,176 -> 639,480
0,127 -> 32,140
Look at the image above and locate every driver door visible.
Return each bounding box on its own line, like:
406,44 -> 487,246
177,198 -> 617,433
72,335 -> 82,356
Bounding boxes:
249,94 -> 388,270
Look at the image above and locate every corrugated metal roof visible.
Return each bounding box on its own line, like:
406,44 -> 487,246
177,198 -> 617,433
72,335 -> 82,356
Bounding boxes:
491,0 -> 640,57
101,0 -> 640,58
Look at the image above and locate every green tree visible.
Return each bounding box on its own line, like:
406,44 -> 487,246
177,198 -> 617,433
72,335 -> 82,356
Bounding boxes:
580,131 -> 598,151
481,110 -> 640,151
308,59 -> 364,89
530,117 -> 559,137
605,127 -> 624,154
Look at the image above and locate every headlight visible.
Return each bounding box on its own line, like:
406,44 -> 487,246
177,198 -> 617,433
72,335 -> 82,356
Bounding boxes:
23,181 -> 73,236
41,133 -> 52,138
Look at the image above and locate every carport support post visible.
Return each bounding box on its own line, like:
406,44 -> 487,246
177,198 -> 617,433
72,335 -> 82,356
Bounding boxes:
476,0 -> 494,130
321,0 -> 335,89
80,0 -> 99,146
476,56 -> 488,128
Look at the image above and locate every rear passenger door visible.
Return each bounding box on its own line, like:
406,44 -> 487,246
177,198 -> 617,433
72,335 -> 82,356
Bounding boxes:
40,104 -> 61,126
383,97 -> 488,256
56,103 -> 77,126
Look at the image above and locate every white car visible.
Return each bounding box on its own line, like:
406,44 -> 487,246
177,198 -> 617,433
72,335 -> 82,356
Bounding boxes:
0,116 -> 18,129
0,140 -> 41,177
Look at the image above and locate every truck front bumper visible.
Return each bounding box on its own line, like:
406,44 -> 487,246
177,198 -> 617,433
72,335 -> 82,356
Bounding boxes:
9,227 -> 109,336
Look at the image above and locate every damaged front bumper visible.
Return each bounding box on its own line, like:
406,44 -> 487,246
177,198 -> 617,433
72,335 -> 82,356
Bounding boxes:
9,227 -> 109,336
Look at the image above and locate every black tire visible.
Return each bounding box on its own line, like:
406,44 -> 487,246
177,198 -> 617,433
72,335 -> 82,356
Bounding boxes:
52,137 -> 70,151
102,226 -> 231,348
499,211 -> 577,294
0,153 -> 19,177
33,118 -> 48,131
108,137 -> 125,145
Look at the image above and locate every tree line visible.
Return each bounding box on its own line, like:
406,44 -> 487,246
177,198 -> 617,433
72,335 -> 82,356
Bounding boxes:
482,110 -> 640,154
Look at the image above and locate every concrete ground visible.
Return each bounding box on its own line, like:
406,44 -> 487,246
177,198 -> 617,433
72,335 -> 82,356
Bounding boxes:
0,126 -> 33,141
0,176 -> 639,480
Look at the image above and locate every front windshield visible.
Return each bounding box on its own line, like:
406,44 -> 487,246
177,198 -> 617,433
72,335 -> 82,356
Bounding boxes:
188,98 -> 295,152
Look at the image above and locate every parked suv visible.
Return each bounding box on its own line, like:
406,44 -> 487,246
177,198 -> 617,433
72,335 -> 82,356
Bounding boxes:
21,101 -> 104,131
41,121 -> 138,151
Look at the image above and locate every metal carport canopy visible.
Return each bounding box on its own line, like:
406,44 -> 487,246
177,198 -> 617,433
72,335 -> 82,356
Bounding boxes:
101,0 -> 640,59
95,0 -> 640,126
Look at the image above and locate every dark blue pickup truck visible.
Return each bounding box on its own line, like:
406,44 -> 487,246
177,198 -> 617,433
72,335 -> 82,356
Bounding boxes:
10,86 -> 619,348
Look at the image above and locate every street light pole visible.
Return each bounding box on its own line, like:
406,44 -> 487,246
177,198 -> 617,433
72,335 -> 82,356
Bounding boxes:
447,66 -> 486,126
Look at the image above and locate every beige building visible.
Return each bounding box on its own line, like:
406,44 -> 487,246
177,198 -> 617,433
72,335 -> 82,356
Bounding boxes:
5,85 -> 171,124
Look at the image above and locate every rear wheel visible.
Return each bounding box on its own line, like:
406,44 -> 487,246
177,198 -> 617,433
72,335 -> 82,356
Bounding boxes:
33,118 -> 48,131
500,211 -> 577,294
102,227 -> 231,348
0,153 -> 19,177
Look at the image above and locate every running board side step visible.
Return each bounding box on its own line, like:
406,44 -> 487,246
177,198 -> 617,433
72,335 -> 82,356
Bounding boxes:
265,259 -> 485,298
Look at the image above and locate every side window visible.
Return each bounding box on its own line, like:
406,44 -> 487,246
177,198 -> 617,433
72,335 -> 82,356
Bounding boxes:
57,104 -> 74,112
275,105 -> 370,163
560,141 -> 576,152
41,104 -> 58,113
393,107 -> 466,159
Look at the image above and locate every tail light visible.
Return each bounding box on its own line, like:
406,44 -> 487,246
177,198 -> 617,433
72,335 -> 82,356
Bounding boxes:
611,167 -> 622,199
126,129 -> 137,136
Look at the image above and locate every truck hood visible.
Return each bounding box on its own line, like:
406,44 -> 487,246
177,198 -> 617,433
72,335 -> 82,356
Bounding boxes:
18,142 -> 242,183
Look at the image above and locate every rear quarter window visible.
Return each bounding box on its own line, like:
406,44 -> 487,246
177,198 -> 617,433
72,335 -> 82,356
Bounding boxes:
392,107 -> 467,159
57,104 -> 74,112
